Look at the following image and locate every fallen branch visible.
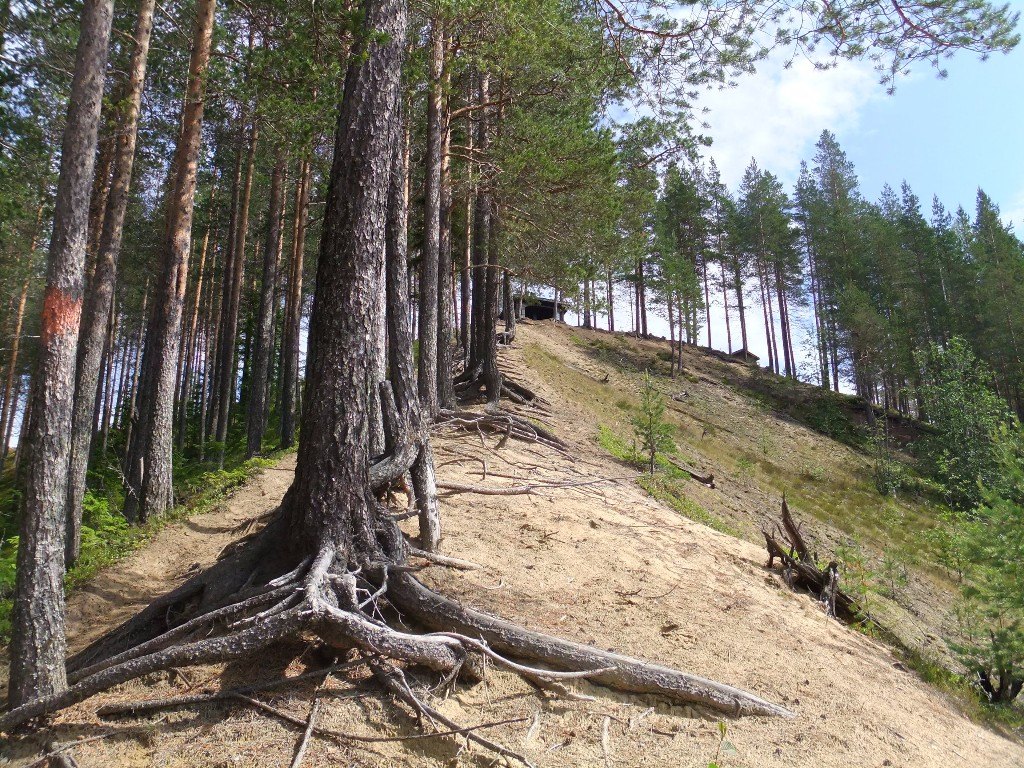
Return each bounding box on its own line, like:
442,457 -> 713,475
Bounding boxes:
665,456 -> 715,488
24,729 -> 155,768
289,684 -> 323,768
436,476 -> 634,496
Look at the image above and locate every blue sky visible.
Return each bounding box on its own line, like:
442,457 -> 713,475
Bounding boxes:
699,10 -> 1024,226
847,40 -> 1024,226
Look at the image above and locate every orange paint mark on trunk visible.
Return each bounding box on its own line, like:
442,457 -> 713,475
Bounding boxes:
41,286 -> 83,346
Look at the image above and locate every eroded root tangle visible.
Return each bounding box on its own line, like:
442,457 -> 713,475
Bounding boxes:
3,512 -> 792,760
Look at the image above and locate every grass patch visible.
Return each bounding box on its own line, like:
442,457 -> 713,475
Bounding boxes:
597,424 -> 640,463
596,424 -> 734,535
637,472 -> 735,535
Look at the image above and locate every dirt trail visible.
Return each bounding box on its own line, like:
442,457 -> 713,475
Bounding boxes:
3,325 -> 1021,767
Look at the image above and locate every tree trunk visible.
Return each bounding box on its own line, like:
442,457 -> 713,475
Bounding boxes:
280,157 -> 311,448
637,259 -> 648,337
720,261 -> 732,353
667,292 -> 676,377
215,120 -> 258,467
469,72 -> 490,374
459,119 -> 472,363
417,18 -> 444,417
0,0 -> 793,735
435,38 -> 455,410
67,0 -> 156,564
283,0 -> 407,555
246,149 -> 287,458
606,268 -> 614,332
177,194 -> 216,448
9,0 -> 114,708
734,259 -> 748,354
483,200 -> 502,404
702,259 -> 711,348
387,102 -> 441,551
121,284 -> 147,437
0,279 -> 28,473
502,268 -> 516,342
1,373 -> 22,472
122,0 -> 216,523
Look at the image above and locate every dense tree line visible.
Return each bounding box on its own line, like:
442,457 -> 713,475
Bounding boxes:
0,0 -> 1019,734
594,132 -> 1024,424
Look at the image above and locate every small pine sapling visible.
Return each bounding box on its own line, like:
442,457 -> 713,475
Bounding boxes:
631,371 -> 674,474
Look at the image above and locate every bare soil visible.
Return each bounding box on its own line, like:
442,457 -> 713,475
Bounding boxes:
2,323 -> 1021,767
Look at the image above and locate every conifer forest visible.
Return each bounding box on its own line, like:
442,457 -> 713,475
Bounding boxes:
1,0 -> 1024,764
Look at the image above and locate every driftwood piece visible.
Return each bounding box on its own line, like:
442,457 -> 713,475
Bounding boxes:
762,499 -> 858,622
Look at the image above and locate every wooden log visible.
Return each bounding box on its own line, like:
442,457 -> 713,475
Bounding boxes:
665,456 -> 715,488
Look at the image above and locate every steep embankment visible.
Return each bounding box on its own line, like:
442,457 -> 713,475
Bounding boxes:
2,322 -> 1020,768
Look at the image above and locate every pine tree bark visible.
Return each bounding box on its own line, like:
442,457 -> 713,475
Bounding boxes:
721,261 -> 732,354
280,157 -> 311,448
121,283 -> 147,437
215,120 -> 258,467
177,193 -> 215,448
9,0 -> 114,708
97,310 -> 118,449
283,0 -> 407,555
67,0 -> 156,564
606,269 -> 614,332
468,73 -> 490,374
417,17 -> 444,417
387,102 -> 441,551
1,373 -> 22,471
122,0 -> 216,523
246,149 -> 287,458
733,259 -> 748,354
667,293 -> 676,376
435,36 -> 455,410
459,104 -> 473,361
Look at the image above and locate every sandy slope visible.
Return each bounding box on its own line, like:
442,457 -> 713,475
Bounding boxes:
2,324 -> 1021,767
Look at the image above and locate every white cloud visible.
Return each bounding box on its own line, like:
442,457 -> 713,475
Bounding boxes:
696,56 -> 878,188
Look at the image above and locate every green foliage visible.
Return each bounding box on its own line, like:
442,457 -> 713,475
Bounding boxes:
638,472 -> 733,535
832,538 -> 882,626
735,455 -> 756,476
868,422 -> 910,497
630,371 -> 675,474
916,338 -> 1017,509
946,434 -> 1024,704
597,422 -> 731,534
794,396 -> 865,447
707,720 -> 737,768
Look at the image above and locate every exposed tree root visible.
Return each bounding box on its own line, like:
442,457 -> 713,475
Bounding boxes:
762,497 -> 859,622
433,408 -> 572,458
371,658 -> 534,766
2,537 -> 791,739
4,420 -> 789,754
454,363 -> 549,411
389,573 -> 794,718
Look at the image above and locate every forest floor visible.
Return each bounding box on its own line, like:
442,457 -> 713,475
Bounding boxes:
3,321 -> 1023,767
